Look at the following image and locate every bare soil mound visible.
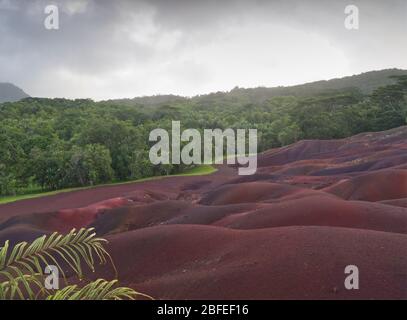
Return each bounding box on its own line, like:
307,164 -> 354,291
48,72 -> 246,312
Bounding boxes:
89,225 -> 407,300
324,169 -> 407,202
1,126 -> 407,299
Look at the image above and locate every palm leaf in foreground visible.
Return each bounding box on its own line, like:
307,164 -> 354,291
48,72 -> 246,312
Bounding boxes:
47,279 -> 153,300
0,228 -> 149,300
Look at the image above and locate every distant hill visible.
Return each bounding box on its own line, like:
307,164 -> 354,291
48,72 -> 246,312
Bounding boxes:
105,94 -> 187,107
105,68 -> 407,106
3,68 -> 406,106
242,68 -> 407,97
193,68 -> 407,105
0,83 -> 29,103
296,68 -> 407,94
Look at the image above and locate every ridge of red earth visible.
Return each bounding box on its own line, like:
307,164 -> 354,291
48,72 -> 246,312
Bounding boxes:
0,126 -> 407,299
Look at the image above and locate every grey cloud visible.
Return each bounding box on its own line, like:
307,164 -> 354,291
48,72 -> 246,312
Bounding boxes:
0,0 -> 406,99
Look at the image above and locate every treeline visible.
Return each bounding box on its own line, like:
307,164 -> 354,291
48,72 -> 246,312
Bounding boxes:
0,76 -> 406,196
0,100 -> 186,195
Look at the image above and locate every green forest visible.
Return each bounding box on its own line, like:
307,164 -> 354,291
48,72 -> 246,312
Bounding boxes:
1,74 -> 406,197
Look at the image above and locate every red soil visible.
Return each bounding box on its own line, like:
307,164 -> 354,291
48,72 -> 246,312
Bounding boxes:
89,225 -> 407,300
1,126 -> 407,299
214,195 -> 407,234
323,169 -> 407,202
380,198 -> 407,208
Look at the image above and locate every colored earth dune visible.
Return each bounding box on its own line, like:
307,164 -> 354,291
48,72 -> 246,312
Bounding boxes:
1,126 -> 406,299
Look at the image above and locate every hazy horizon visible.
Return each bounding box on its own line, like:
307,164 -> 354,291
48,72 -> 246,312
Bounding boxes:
5,67 -> 406,102
1,0 -> 407,100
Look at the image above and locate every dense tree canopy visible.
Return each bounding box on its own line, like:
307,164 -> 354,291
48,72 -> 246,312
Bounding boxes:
0,76 -> 406,196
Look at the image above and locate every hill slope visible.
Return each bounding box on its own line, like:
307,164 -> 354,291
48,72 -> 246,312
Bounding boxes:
105,68 -> 407,106
0,83 -> 29,103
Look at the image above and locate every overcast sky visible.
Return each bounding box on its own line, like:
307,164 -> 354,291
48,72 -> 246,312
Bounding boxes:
0,0 -> 406,100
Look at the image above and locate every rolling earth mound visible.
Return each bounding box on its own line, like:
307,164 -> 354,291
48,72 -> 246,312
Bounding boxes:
0,126 -> 407,299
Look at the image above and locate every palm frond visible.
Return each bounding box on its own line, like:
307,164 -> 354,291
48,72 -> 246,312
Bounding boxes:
0,274 -> 45,300
46,279 -> 153,300
0,228 -> 151,300
0,228 -> 115,280
0,228 -> 116,299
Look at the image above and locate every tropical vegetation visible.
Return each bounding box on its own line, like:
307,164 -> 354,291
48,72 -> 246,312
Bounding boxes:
0,227 -> 151,300
0,74 -> 406,197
